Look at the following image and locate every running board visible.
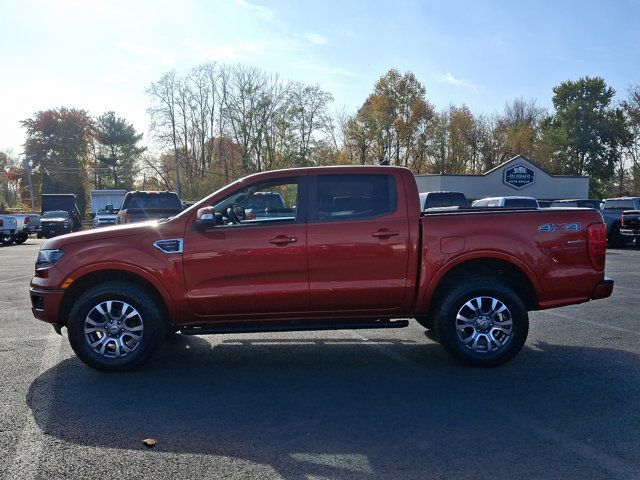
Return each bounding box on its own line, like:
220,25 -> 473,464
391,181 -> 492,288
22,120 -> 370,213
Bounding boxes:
180,319 -> 409,335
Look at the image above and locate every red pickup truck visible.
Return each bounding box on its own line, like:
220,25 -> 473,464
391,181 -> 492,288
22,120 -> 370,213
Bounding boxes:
30,166 -> 613,371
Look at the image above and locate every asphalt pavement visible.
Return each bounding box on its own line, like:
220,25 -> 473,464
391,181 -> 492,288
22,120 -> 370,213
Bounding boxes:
1,239 -> 639,480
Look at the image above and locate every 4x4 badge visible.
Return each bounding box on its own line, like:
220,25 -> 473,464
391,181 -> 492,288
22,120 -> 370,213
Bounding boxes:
538,223 -> 581,232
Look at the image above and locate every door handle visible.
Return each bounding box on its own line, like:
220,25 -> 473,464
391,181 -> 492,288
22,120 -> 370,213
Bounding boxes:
269,235 -> 297,245
372,229 -> 400,238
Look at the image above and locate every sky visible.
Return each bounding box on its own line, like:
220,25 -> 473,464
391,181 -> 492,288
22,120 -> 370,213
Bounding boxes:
1,0 -> 638,155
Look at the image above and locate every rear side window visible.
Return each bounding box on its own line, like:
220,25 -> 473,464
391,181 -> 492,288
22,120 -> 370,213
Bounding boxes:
123,193 -> 182,210
551,201 -> 577,207
314,174 -> 396,221
604,199 -> 635,209
423,192 -> 467,208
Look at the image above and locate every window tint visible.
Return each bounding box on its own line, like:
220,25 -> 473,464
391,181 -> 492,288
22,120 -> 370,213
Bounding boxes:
551,201 -> 577,207
504,198 -> 538,208
605,199 -> 636,209
315,174 -> 396,221
213,178 -> 299,224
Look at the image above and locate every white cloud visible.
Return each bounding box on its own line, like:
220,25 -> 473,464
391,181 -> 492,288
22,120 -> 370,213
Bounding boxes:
234,0 -> 274,21
289,61 -> 358,78
437,72 -> 479,91
305,32 -> 328,45
118,42 -> 178,65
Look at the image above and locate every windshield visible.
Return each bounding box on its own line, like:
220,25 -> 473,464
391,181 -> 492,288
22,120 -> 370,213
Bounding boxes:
42,210 -> 69,219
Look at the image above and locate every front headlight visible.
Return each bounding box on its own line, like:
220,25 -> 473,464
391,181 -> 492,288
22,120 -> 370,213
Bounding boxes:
36,249 -> 64,268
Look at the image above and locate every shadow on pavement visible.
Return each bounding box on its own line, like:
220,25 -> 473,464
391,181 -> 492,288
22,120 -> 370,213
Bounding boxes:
27,335 -> 640,479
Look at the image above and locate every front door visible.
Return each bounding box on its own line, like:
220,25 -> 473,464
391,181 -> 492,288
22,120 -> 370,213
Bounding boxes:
183,176 -> 308,318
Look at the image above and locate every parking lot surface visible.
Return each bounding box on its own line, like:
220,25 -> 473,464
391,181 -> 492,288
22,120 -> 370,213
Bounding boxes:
1,239 -> 639,480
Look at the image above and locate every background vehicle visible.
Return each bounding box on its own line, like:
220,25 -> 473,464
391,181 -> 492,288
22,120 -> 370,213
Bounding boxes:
12,214 -> 40,243
419,191 -> 468,209
621,210 -> 640,247
550,199 -> 604,209
31,166 -> 612,372
116,191 -> 183,224
90,190 -> 126,228
601,197 -> 640,247
0,215 -> 18,245
472,196 -> 539,208
38,210 -> 72,238
41,194 -> 82,231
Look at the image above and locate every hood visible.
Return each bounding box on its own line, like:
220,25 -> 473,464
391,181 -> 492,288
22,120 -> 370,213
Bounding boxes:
42,221 -> 159,249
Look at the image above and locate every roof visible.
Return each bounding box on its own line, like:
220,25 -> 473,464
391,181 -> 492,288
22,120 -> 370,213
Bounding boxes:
416,155 -> 588,179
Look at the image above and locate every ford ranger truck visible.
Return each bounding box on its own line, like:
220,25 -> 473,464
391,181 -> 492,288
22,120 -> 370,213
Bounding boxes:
30,166 -> 614,372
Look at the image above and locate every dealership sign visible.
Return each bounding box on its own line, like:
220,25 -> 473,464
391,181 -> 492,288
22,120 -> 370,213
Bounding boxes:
504,164 -> 535,189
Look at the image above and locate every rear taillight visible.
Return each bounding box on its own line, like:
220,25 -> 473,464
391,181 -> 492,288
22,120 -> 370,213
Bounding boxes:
24,217 -> 30,224
621,216 -> 625,226
588,223 -> 607,270
0,219 -> 3,227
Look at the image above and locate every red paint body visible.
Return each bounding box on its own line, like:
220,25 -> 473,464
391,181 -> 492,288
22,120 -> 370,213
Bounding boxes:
30,166 -> 613,327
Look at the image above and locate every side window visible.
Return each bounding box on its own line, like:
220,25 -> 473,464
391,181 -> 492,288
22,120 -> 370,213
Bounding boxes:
212,178 -> 300,225
313,174 -> 397,222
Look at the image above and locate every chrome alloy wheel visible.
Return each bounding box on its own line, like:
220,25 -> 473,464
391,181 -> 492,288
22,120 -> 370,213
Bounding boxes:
455,296 -> 513,353
83,300 -> 144,358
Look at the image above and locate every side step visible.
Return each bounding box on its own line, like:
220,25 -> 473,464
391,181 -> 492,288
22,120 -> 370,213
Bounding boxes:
180,319 -> 410,336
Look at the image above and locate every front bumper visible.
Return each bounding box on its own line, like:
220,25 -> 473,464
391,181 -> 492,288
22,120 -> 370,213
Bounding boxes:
620,228 -> 640,237
592,277 -> 614,300
30,286 -> 65,325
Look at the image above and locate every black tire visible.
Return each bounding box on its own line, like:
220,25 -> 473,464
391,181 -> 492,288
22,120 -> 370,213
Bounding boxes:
608,225 -> 624,248
67,282 -> 167,372
1,235 -> 13,246
15,233 -> 28,244
433,278 -> 529,367
36,233 -> 42,239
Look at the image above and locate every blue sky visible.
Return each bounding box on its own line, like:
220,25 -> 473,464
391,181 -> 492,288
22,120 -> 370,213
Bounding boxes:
1,0 -> 638,154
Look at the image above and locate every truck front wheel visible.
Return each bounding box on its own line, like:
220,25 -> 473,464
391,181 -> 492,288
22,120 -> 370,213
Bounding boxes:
433,279 -> 529,367
66,282 -> 166,372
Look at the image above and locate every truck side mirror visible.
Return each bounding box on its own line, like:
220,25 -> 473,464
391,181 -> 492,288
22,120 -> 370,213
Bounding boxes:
194,207 -> 218,230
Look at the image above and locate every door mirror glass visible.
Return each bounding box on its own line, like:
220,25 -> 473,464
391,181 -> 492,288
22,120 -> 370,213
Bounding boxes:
194,207 -> 218,230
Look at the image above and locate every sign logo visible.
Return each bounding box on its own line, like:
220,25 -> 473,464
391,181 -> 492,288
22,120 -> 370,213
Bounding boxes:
504,164 -> 535,189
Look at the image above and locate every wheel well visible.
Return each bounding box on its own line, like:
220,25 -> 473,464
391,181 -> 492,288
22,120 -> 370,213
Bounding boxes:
59,269 -> 171,326
429,258 -> 537,313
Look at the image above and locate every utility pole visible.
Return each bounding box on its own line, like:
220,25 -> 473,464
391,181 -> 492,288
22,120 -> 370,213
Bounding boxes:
22,157 -> 36,213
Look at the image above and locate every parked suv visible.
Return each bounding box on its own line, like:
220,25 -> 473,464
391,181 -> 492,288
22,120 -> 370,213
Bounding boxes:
116,191 -> 183,224
601,197 -> 640,247
420,191 -> 468,209
38,210 -> 72,239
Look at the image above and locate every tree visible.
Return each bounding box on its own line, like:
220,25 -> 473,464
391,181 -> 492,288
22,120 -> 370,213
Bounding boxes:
95,112 -> 145,190
347,69 -> 433,167
543,77 -> 631,196
622,84 -> 640,194
21,108 -> 94,215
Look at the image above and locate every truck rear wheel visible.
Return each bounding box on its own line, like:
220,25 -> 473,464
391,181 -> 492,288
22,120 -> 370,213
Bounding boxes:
608,225 -> 624,248
67,282 -> 166,372
15,233 -> 28,244
433,278 -> 528,367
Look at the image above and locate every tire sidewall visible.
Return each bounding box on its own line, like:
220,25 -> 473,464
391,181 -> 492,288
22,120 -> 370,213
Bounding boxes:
435,280 -> 529,367
67,283 -> 165,372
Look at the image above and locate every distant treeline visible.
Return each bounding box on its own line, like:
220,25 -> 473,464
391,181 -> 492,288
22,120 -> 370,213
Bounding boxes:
2,64 -> 639,212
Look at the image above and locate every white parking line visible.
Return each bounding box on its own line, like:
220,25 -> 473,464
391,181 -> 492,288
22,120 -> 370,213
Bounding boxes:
7,334 -> 63,480
0,275 -> 33,284
544,310 -> 640,336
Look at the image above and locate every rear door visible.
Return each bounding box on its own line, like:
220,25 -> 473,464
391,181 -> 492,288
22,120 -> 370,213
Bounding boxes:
306,172 -> 411,313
